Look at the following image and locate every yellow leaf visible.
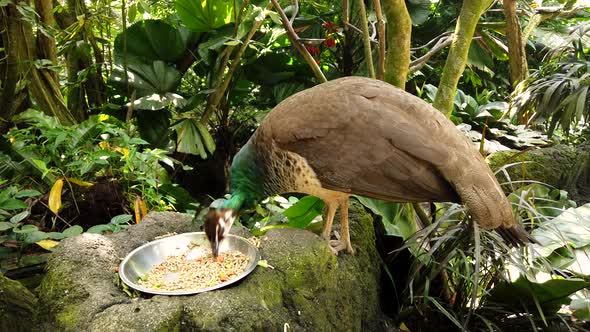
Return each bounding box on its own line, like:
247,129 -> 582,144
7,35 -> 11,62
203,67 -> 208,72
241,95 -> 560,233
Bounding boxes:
49,179 -> 64,214
67,178 -> 94,187
134,196 -> 147,224
400,322 -> 411,331
36,239 -> 60,251
139,198 -> 147,220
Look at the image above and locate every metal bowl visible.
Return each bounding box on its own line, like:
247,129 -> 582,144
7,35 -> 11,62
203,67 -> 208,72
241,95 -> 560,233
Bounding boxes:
118,232 -> 260,295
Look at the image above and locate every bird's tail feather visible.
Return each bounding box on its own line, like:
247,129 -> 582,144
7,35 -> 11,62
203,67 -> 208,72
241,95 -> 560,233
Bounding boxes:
496,225 -> 538,246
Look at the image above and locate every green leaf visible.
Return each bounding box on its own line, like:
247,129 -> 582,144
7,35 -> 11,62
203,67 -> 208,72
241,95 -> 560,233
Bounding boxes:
531,204 -> 590,257
87,224 -> 114,234
195,122 -> 216,154
131,93 -> 187,111
480,30 -> 508,61
197,25 -> 234,62
236,5 -> 264,40
468,42 -> 493,74
128,3 -> 137,22
354,196 -> 416,239
484,276 -> 590,315
14,189 -> 42,198
13,224 -> 38,233
24,230 -> 48,244
47,232 -> 66,240
571,298 -> 590,321
111,214 -> 133,225
406,0 -> 433,26
283,196 -> 324,229
0,197 -> 27,211
175,0 -> 236,32
10,210 -> 29,224
62,225 -> 83,238
0,222 -> 15,231
109,61 -> 182,97
114,19 -> 199,64
173,118 -> 213,158
12,109 -> 60,128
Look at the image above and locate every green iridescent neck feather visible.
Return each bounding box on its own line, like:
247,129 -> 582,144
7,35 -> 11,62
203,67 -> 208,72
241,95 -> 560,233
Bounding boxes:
221,141 -> 265,211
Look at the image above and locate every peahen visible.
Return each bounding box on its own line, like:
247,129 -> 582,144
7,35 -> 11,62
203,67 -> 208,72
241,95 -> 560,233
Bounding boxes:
204,77 -> 533,256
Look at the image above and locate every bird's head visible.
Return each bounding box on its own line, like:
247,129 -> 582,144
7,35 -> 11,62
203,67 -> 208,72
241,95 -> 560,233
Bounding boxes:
204,208 -> 236,257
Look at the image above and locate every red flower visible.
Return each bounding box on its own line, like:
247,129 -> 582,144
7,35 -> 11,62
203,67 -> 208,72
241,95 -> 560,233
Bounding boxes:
323,38 -> 336,48
322,21 -> 334,29
305,45 -> 321,55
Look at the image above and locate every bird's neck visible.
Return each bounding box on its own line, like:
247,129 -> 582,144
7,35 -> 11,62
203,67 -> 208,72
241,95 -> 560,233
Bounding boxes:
221,192 -> 248,210
225,141 -> 265,210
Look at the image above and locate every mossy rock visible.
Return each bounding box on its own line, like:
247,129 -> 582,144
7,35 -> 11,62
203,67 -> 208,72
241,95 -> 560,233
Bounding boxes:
0,272 -> 38,332
487,143 -> 590,204
36,201 -> 394,331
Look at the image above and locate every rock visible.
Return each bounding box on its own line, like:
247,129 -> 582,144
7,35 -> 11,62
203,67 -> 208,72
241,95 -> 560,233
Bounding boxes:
487,143 -> 590,204
0,272 -> 38,332
37,201 -> 394,331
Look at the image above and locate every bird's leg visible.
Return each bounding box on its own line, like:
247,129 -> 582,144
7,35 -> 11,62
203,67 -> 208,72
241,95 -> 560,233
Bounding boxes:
322,200 -> 337,241
329,198 -> 354,255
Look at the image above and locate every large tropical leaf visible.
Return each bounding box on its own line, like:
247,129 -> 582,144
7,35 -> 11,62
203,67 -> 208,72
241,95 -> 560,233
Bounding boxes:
353,196 -> 416,239
531,204 -> 590,258
131,93 -> 188,111
114,19 -> 199,64
484,276 -> 590,316
175,0 -> 237,32
172,118 -> 216,158
283,196 -> 325,229
406,0 -> 433,26
109,61 -> 182,97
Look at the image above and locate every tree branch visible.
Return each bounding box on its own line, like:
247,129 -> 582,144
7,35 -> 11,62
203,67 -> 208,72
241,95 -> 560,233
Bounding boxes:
200,5 -> 271,124
357,0 -> 375,79
373,0 -> 386,80
270,0 -> 326,83
409,35 -> 453,73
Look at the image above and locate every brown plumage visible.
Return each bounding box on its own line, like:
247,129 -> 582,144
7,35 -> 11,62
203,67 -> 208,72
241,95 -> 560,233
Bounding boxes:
205,76 -> 533,256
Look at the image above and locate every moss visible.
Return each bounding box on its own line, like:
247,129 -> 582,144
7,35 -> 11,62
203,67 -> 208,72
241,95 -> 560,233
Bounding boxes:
0,273 -> 38,332
36,255 -> 90,330
56,304 -> 80,329
487,144 -> 590,203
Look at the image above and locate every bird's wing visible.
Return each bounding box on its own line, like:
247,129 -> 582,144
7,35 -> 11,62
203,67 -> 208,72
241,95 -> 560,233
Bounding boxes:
263,77 -> 465,203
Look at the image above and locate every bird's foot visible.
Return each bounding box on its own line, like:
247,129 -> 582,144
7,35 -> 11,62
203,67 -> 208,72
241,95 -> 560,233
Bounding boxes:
329,239 -> 354,255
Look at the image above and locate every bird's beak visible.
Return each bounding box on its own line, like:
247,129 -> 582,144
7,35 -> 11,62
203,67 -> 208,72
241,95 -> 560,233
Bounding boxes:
211,233 -> 220,258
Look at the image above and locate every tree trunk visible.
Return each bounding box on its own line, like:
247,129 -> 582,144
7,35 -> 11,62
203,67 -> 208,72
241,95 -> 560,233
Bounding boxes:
4,0 -> 77,125
0,11 -> 30,133
383,0 -> 412,89
54,0 -> 106,121
503,0 -> 528,88
433,0 -> 493,118
34,0 -> 59,83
